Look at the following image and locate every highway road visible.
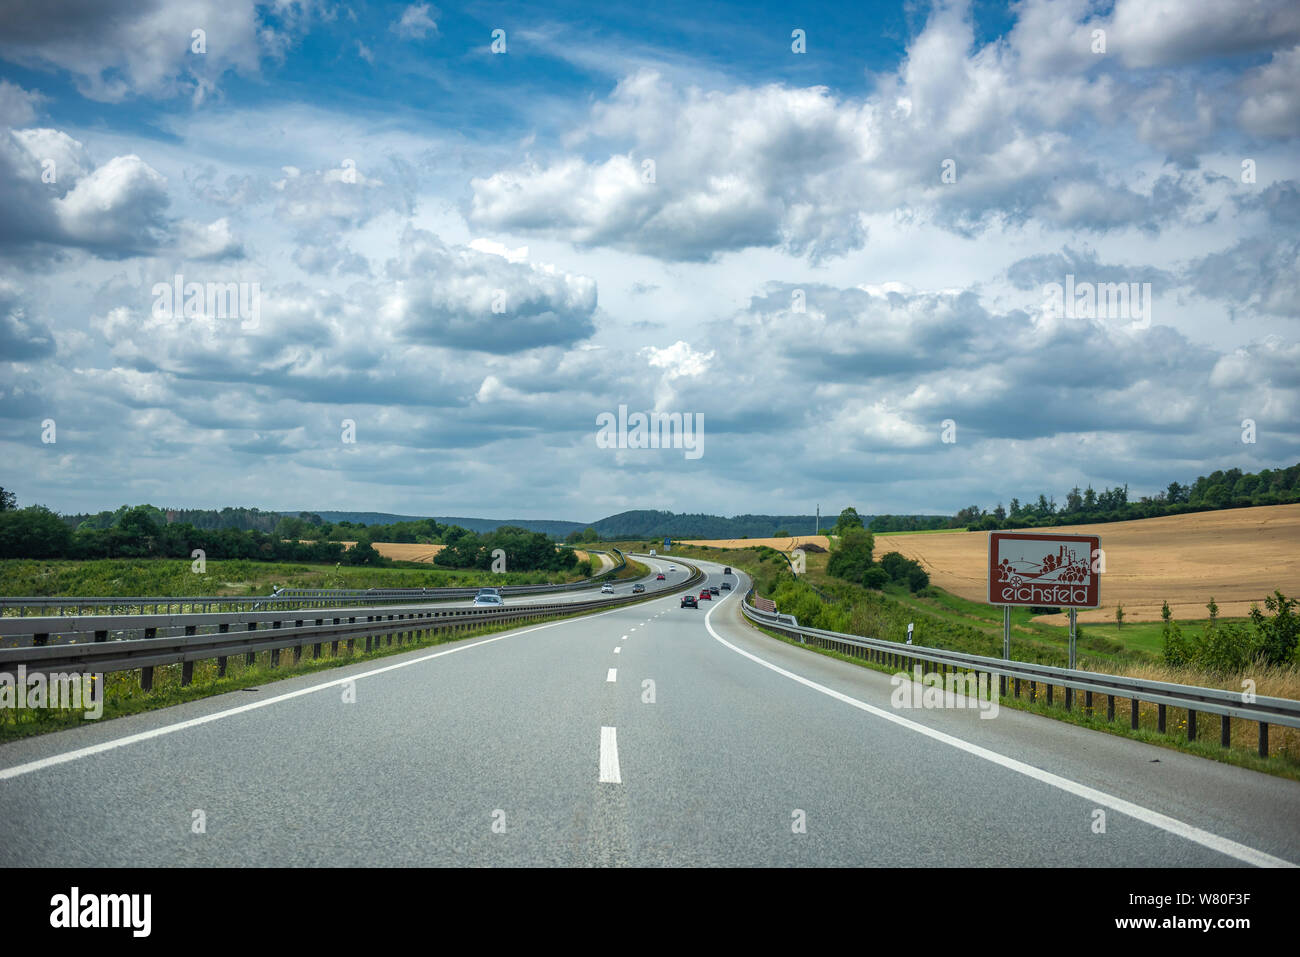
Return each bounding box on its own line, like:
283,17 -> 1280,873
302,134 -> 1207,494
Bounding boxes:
1,556 -> 1297,866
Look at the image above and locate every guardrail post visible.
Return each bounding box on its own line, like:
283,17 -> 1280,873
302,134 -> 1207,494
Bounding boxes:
181,625 -> 197,685
1084,690 -> 1092,716
1259,723 -> 1269,758
1157,703 -> 1166,733
1046,683 -> 1053,706
1131,698 -> 1139,730
246,622 -> 257,666
1187,709 -> 1196,742
34,632 -> 48,647
1029,681 -> 1036,702
217,623 -> 229,676
1064,686 -> 1072,711
95,630 -> 107,643
1014,677 -> 1020,698
1220,714 -> 1230,748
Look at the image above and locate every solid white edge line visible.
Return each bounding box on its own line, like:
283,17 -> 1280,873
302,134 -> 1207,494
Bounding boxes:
1,601 -> 635,783
702,568 -> 1295,868
599,726 -> 621,783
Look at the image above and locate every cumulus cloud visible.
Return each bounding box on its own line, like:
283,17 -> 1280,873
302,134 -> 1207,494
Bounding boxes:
469,0 -> 1286,262
0,0 -> 272,103
383,228 -> 597,352
0,280 -> 55,360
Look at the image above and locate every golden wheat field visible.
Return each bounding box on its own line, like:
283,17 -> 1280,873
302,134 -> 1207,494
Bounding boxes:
680,535 -> 832,551
326,541 -> 446,562
878,504 -> 1300,623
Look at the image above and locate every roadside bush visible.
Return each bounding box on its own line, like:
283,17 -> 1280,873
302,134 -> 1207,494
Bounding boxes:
863,566 -> 889,589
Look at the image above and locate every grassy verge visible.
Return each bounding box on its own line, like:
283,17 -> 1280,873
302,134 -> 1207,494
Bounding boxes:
0,557 -> 597,601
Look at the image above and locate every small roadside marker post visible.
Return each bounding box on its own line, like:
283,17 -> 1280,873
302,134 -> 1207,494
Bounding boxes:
906,622 -> 913,645
1001,605 -> 1010,697
1068,608 -> 1077,670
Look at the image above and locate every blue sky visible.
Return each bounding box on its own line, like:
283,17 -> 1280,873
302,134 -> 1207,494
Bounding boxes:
0,0 -> 1297,521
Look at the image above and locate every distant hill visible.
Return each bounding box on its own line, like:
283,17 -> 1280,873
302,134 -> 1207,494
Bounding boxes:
292,509 -> 837,539
591,510 -> 837,539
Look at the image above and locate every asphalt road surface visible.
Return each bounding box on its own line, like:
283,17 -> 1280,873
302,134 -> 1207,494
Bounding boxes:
2,556 -> 1297,866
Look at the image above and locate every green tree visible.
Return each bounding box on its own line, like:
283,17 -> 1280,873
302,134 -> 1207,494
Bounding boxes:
1160,600 -> 1190,666
832,507 -> 864,535
581,526 -> 598,543
827,527 -> 874,583
1249,591 -> 1299,665
0,506 -> 73,558
1115,603 -> 1125,630
0,487 -> 15,512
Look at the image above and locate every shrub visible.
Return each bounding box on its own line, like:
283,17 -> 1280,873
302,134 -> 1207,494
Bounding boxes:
863,566 -> 889,589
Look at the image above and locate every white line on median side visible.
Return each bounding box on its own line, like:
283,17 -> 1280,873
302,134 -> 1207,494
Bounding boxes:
701,586 -> 1295,869
599,726 -> 622,784
614,647 -> 621,654
606,668 -> 617,682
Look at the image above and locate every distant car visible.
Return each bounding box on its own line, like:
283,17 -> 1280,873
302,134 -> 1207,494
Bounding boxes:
669,566 -> 676,571
721,581 -> 732,590
709,586 -> 720,595
632,583 -> 645,593
601,583 -> 615,594
681,594 -> 697,608
656,573 -> 666,580
473,588 -> 503,606
723,566 -> 731,575
698,589 -> 712,601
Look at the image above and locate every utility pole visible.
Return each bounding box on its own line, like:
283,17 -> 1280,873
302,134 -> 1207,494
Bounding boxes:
815,505 -> 819,535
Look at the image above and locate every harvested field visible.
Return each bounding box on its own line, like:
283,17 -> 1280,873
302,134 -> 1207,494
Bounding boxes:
680,535 -> 832,552
876,504 -> 1300,623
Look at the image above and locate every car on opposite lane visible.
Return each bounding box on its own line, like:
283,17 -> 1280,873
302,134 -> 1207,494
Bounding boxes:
473,588 -> 503,606
632,583 -> 645,593
601,582 -> 615,594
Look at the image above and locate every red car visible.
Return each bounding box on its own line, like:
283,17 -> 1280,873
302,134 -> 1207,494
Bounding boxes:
656,573 -> 666,580
698,589 -> 712,601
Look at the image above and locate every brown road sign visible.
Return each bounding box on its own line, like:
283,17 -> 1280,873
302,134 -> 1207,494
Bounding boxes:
988,531 -> 1101,608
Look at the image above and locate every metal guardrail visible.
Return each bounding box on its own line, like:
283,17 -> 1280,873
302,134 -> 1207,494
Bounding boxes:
0,548 -> 629,617
0,559 -> 704,693
740,593 -> 1300,758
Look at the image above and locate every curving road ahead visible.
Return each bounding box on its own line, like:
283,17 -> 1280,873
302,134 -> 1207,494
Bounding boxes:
1,556 -> 1297,867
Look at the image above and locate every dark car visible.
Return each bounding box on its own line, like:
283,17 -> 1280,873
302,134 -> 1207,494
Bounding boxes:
681,594 -> 698,608
709,586 -> 720,595
632,583 -> 645,593
721,581 -> 732,590
698,589 -> 712,601
723,567 -> 731,575
656,573 -> 666,580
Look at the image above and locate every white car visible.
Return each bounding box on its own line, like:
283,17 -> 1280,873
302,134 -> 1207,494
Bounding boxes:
473,588 -> 503,606
601,583 -> 615,594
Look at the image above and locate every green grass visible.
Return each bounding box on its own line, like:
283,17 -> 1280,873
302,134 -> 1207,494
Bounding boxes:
0,557 -> 594,601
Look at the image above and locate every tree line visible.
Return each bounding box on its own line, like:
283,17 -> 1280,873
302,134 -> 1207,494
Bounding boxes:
0,497 -> 578,573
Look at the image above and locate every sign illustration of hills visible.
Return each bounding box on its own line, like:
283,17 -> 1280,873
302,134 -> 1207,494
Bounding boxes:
987,532 -> 1101,608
